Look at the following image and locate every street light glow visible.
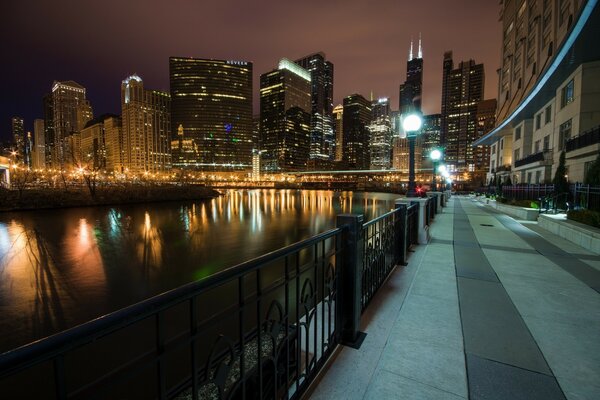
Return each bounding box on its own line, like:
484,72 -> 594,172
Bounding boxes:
402,114 -> 422,132
430,149 -> 442,161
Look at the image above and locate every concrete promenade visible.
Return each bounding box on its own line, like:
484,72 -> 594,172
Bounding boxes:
309,196 -> 600,400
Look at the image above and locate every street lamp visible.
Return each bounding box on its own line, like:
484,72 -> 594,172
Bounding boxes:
430,149 -> 442,192
402,112 -> 423,197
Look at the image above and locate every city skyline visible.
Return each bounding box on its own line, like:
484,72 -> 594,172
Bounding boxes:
1,0 -> 500,139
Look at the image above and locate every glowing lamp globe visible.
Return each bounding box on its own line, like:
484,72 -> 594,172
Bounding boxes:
402,114 -> 422,133
430,149 -> 442,161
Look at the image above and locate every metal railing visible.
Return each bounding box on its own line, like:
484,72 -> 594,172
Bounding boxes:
502,184 -> 555,201
0,199 -> 439,400
566,125 -> 600,152
573,183 -> 600,211
514,151 -> 547,168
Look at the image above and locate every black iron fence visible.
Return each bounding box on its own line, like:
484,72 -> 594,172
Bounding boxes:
573,183 -> 600,212
565,125 -> 600,152
0,199 -> 439,400
501,184 -> 555,201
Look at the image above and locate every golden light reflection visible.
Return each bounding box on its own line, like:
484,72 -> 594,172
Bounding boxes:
137,212 -> 162,271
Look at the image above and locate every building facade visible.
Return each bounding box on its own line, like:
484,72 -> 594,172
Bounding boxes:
342,94 -> 372,170
422,113 -> 441,166
259,59 -> 312,172
369,98 -> 392,169
474,99 -> 496,184
43,93 -> 54,168
169,57 -> 253,171
440,52 -> 485,182
121,75 -> 171,173
32,119 -> 45,169
333,104 -> 344,162
295,52 -> 335,161
11,117 -> 25,163
104,116 -> 124,173
51,80 -> 93,168
394,38 -> 424,172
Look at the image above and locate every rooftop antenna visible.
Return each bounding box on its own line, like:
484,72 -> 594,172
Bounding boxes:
409,36 -> 414,60
418,33 -> 423,59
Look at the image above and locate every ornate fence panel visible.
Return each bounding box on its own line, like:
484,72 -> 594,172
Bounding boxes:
360,208 -> 404,312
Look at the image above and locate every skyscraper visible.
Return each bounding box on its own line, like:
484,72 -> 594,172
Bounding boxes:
32,119 -> 45,169
475,99 -> 496,183
422,114 -> 441,164
121,74 -> 171,173
11,117 -> 24,162
342,94 -> 372,170
369,98 -> 392,169
51,80 -> 93,168
43,93 -> 54,167
333,104 -> 344,162
259,58 -> 312,172
394,36 -> 424,171
295,52 -> 335,161
169,57 -> 253,170
440,51 -> 484,178
104,116 -> 124,172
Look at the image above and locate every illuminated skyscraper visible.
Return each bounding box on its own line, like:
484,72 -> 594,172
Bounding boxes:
295,52 -> 335,161
43,93 -> 54,167
474,99 -> 496,183
11,117 -> 24,162
259,58 -> 311,172
51,80 -> 93,168
342,94 -> 372,170
422,113 -> 441,164
440,52 -> 484,178
32,119 -> 45,169
369,98 -> 392,169
121,74 -> 171,173
104,116 -> 123,172
394,36 -> 424,171
333,104 -> 344,162
169,57 -> 253,170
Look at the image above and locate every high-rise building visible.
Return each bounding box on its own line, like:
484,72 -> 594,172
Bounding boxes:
369,98 -> 392,169
474,100 -> 496,183
51,80 -> 93,168
422,114 -> 442,164
295,52 -> 335,161
333,104 -> 344,162
80,114 -> 119,169
440,52 -> 484,179
32,119 -> 45,169
259,58 -> 312,172
169,57 -> 253,171
11,117 -> 25,162
43,93 -> 54,167
342,94 -> 372,170
394,37 -> 424,172
496,0 -> 583,124
121,74 -> 171,173
104,116 -> 124,172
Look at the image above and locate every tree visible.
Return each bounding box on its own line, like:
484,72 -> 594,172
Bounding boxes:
553,150 -> 569,193
584,153 -> 600,186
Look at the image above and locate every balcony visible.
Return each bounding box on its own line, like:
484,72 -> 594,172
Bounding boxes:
514,150 -> 552,168
566,125 -> 600,153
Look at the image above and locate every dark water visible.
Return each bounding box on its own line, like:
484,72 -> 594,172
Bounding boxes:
0,189 -> 401,353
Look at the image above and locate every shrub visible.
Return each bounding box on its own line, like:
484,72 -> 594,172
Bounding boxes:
567,209 -> 600,228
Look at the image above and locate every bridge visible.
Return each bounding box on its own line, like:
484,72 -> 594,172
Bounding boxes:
0,156 -> 10,188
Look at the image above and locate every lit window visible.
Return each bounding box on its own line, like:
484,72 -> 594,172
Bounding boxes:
561,79 -> 574,108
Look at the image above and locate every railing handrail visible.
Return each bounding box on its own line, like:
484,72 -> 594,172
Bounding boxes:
0,226 -> 343,377
362,207 -> 399,228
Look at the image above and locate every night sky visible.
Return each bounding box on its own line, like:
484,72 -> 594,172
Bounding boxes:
1,0 -> 501,141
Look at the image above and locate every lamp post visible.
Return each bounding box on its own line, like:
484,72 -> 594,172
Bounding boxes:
402,113 -> 423,197
430,149 -> 442,192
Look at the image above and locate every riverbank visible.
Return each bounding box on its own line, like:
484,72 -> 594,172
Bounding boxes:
0,185 -> 220,212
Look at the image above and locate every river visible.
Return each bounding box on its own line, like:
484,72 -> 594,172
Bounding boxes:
0,189 -> 401,353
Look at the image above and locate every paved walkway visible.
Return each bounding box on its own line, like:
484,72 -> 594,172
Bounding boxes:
309,196 -> 600,400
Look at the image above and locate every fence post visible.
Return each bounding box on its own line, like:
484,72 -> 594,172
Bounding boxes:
336,214 -> 366,349
395,201 -> 408,266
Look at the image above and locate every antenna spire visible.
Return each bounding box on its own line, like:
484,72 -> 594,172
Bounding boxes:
418,33 -> 423,59
409,36 -> 413,60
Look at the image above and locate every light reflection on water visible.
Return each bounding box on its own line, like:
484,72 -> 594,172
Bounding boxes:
0,189 -> 400,353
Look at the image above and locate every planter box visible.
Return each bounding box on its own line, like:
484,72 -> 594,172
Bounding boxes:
539,214 -> 600,255
495,203 -> 540,221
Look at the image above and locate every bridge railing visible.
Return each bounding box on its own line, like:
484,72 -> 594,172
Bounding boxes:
0,198 -> 440,400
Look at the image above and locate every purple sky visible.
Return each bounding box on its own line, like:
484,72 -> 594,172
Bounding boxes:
1,0 -> 501,140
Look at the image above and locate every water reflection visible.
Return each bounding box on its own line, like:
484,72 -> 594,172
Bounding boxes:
0,190 -> 400,352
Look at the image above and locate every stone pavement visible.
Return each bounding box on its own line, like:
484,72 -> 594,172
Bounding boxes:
309,196 -> 600,400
